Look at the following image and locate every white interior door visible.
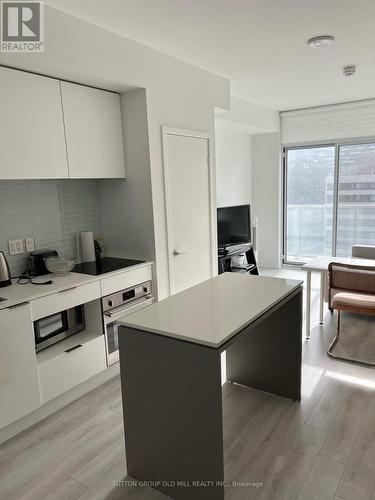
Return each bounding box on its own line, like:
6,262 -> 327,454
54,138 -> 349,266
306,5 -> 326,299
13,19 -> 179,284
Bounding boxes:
163,128 -> 215,294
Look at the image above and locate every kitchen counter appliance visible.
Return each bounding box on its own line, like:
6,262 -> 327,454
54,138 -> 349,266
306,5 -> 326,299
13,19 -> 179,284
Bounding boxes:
28,250 -> 58,277
0,251 -> 11,287
102,280 -> 153,366
34,305 -> 85,352
74,257 -> 145,276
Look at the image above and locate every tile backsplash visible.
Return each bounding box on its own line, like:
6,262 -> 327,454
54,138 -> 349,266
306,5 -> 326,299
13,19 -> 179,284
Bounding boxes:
0,180 -> 103,276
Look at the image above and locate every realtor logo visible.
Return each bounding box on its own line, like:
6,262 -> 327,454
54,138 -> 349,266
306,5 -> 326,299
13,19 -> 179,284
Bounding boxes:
1,1 -> 44,52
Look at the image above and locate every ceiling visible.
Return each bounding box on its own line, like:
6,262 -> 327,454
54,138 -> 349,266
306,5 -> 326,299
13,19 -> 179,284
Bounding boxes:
45,0 -> 375,111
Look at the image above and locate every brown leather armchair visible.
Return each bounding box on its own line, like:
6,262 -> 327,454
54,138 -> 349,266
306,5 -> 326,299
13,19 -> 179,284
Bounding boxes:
327,262 -> 375,364
326,245 -> 375,311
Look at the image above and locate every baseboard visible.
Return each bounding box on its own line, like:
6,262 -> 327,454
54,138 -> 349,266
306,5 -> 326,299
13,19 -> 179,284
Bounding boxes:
0,364 -> 120,445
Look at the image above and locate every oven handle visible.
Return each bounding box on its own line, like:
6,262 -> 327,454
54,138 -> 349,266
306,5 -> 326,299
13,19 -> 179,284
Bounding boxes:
104,297 -> 154,322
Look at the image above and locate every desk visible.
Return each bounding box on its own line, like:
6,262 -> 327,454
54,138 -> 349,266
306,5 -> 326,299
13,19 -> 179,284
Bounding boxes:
302,256 -> 375,339
118,272 -> 302,500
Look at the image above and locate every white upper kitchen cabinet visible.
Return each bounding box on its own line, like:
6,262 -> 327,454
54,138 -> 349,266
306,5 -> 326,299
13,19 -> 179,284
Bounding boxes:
0,302 -> 41,429
0,67 -> 69,180
60,82 -> 126,178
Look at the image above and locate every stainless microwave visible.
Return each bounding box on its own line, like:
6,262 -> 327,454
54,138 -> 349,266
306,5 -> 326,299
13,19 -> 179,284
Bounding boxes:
34,306 -> 85,352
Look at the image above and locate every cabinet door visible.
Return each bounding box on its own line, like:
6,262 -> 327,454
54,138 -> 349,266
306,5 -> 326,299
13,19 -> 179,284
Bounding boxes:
38,335 -> 106,403
0,303 -> 41,429
61,82 -> 125,178
0,67 -> 69,179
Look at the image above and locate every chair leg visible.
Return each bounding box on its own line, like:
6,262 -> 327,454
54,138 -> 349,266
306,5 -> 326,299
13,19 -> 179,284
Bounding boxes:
327,309 -> 340,359
327,309 -> 375,367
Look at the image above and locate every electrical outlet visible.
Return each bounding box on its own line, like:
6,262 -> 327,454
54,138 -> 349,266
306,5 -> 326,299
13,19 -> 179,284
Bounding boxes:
25,237 -> 35,252
8,239 -> 24,255
16,239 -> 23,253
8,240 -> 17,255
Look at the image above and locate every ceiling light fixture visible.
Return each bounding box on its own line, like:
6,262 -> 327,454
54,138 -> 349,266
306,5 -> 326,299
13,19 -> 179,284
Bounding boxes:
307,35 -> 335,48
343,65 -> 356,77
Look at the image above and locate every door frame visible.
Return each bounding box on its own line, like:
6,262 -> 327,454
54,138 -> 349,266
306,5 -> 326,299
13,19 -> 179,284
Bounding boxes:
161,126 -> 216,295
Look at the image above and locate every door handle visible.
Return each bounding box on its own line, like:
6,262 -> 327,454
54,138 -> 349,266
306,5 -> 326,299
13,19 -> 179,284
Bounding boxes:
173,249 -> 187,256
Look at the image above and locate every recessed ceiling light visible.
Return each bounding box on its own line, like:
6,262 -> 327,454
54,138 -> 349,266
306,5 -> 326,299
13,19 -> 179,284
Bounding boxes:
307,35 -> 335,48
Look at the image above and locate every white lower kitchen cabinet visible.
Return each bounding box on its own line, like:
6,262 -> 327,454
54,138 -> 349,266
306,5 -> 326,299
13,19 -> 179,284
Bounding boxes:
100,264 -> 152,296
0,302 -> 41,429
31,281 -> 101,321
37,331 -> 107,403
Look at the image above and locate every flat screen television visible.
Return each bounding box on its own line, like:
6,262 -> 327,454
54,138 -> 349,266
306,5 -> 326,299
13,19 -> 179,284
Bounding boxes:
217,204 -> 251,248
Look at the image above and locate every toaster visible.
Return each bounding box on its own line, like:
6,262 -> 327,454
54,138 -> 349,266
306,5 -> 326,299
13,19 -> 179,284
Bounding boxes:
28,250 -> 58,277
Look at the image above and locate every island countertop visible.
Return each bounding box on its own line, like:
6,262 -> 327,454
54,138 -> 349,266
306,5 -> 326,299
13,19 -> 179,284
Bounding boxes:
119,272 -> 302,348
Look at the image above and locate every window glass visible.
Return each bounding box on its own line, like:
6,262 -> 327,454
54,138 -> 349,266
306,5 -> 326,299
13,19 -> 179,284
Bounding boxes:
285,146 -> 335,262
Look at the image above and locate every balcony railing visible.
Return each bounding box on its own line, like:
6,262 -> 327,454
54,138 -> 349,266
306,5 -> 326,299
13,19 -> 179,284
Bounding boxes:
286,203 -> 375,262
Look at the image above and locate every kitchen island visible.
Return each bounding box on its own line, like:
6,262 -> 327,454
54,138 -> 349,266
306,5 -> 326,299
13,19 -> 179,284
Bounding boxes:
118,272 -> 303,500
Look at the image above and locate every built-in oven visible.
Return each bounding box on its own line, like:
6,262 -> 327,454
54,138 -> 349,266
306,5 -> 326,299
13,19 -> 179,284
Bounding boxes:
102,280 -> 153,366
34,305 -> 85,352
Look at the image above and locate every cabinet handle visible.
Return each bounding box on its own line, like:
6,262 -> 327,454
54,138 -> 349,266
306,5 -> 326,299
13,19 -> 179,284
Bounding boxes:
59,286 -> 77,293
64,344 -> 82,353
8,301 -> 30,309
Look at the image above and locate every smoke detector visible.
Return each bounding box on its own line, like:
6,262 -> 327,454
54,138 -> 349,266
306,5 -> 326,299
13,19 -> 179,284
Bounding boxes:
307,35 -> 335,48
343,65 -> 356,77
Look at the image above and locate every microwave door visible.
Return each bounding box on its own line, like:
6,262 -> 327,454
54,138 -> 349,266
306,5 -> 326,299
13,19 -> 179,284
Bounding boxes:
39,314 -> 63,338
35,311 -> 68,340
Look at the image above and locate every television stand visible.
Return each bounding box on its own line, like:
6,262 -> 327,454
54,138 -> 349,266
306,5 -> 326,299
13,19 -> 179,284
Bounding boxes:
218,244 -> 259,275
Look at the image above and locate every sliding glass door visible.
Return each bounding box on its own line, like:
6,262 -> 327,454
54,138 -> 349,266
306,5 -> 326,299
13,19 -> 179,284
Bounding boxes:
284,141 -> 375,264
284,146 -> 335,263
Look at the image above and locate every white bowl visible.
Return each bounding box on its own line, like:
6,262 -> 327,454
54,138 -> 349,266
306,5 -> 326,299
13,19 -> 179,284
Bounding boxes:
44,256 -> 75,276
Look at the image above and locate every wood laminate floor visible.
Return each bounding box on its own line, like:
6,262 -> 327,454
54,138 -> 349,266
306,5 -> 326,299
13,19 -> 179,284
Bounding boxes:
1,269 -> 375,500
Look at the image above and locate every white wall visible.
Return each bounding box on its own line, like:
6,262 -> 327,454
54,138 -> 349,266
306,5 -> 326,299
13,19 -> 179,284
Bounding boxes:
100,89 -> 155,262
215,98 -> 281,268
251,133 -> 281,268
0,6 -> 230,299
216,96 -> 279,134
215,119 -> 252,207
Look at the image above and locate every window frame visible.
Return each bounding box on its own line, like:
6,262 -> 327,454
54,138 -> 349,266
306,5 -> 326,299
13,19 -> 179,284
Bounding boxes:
282,138 -> 375,265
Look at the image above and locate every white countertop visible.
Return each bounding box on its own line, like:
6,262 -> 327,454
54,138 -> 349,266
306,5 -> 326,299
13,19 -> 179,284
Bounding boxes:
119,272 -> 302,348
0,260 -> 152,310
302,256 -> 375,271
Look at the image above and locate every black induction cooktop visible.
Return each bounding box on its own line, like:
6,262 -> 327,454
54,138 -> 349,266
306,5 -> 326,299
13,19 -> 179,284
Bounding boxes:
73,257 -> 145,276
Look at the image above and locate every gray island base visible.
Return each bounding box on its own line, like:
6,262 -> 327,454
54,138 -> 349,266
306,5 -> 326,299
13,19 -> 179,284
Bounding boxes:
118,273 -> 303,500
